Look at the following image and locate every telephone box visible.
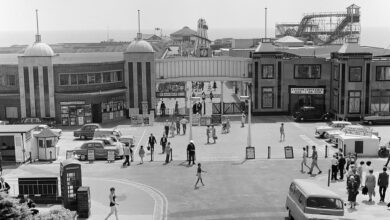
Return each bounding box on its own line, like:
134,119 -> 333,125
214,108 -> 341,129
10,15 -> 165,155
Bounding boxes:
60,159 -> 82,211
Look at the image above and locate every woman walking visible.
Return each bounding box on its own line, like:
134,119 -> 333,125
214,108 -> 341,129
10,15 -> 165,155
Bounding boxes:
365,169 -> 376,202
347,175 -> 359,209
139,145 -> 145,164
105,187 -> 119,220
195,163 -> 207,188
301,147 -> 310,173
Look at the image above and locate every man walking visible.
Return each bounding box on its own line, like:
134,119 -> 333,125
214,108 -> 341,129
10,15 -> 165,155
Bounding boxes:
176,118 -> 181,135
206,125 -> 211,144
164,120 -> 170,137
180,117 -> 188,135
280,123 -> 285,142
122,145 -> 131,167
160,134 -> 168,154
331,154 -> 338,181
165,142 -> 171,164
241,112 -> 246,127
338,153 -> 346,180
378,167 -> 389,203
160,101 -> 166,117
148,133 -> 157,161
308,145 -> 322,175
187,140 -> 196,165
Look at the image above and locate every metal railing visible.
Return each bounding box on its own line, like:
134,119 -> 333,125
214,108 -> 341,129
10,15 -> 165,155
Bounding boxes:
6,182 -> 61,198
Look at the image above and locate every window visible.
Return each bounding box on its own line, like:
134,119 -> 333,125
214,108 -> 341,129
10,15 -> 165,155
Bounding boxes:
306,198 -> 343,210
333,65 -> 339,81
262,64 -> 274,79
60,74 -> 69,85
376,66 -> 390,81
6,75 -> 15,86
116,71 -> 123,82
371,90 -> 390,113
262,87 -> 273,108
348,91 -> 361,113
103,72 -> 111,83
88,73 -> 96,84
77,74 -> 87,84
333,89 -> 339,111
70,74 -> 77,85
349,67 -> 362,82
294,64 -> 321,79
95,72 -> 102,83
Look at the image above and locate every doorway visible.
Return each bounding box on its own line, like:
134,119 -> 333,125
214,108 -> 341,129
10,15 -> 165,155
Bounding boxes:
92,104 -> 102,123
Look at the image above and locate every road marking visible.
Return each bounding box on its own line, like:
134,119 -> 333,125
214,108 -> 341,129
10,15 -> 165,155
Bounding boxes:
134,128 -> 147,154
299,134 -> 317,146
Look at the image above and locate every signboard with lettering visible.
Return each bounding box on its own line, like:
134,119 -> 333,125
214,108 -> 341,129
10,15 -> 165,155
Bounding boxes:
87,149 -> 95,161
107,150 -> 115,162
66,151 -> 74,159
156,82 -> 186,98
291,88 -> 324,95
342,126 -> 373,137
246,146 -> 255,159
284,146 -> 294,159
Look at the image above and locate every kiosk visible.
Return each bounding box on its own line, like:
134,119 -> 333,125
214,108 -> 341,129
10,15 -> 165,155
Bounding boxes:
337,126 -> 380,157
60,159 -> 82,211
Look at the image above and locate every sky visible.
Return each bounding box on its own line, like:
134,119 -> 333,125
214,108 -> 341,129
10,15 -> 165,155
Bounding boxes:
1,0 -> 390,32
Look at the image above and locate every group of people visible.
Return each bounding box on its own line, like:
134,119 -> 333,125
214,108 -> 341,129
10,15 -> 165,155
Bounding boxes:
301,145 -> 322,175
164,117 -> 189,138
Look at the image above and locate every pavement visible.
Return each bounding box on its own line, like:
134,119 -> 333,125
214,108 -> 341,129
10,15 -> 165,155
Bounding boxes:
2,115 -> 390,219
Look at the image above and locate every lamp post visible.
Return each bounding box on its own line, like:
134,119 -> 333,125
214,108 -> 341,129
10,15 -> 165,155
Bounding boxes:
189,96 -> 201,141
240,95 -> 252,148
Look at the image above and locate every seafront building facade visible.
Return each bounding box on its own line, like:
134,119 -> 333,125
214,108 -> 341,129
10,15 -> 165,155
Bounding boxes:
1,33 -> 390,125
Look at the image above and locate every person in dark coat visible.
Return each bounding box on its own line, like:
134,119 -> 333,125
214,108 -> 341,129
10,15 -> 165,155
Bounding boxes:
164,120 -> 170,137
347,175 -> 359,209
192,103 -> 198,114
338,153 -> 346,180
378,167 -> 389,203
197,102 -> 202,116
160,101 -> 166,116
176,118 -> 181,135
160,134 -> 168,154
187,140 -> 196,165
148,133 -> 157,161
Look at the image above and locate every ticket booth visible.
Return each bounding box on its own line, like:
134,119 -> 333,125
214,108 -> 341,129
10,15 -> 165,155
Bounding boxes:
60,159 -> 82,211
35,128 -> 59,161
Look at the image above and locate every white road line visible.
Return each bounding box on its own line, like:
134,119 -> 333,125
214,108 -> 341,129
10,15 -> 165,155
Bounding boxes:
134,128 -> 147,154
299,134 -> 317,146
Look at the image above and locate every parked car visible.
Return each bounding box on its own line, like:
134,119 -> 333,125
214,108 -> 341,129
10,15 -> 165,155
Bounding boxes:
93,128 -> 122,139
36,124 -> 63,137
286,179 -> 344,220
292,106 -> 332,122
315,121 -> 352,138
73,140 -> 123,160
93,137 -> 124,158
363,112 -> 390,125
118,135 -> 136,147
73,123 -> 101,140
19,117 -> 56,127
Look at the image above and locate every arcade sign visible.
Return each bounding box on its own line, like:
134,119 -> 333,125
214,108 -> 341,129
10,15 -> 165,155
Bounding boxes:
342,126 -> 373,137
291,88 -> 324,95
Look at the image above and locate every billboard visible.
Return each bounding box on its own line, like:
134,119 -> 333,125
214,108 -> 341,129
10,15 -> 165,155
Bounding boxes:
156,82 -> 186,98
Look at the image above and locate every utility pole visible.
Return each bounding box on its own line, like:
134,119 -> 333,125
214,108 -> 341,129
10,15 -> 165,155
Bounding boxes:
265,7 -> 267,38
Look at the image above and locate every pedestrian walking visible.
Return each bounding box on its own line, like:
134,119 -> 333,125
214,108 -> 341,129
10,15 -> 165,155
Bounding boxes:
211,125 -> 217,144
365,169 -> 376,202
195,163 -> 207,188
170,121 -> 176,137
346,165 -> 361,186
187,140 -> 196,165
280,123 -> 285,142
378,167 -> 389,203
226,118 -> 231,133
165,142 -> 171,163
384,149 -> 390,167
347,175 -> 359,209
122,145 -> 131,167
331,154 -> 339,181
357,161 -> 365,187
160,134 -> 168,153
241,112 -> 246,127
148,133 -> 157,161
104,187 -> 119,220
164,120 -> 169,137
338,153 -> 346,180
308,146 -> 322,175
0,177 -> 10,194
206,125 -> 211,144
180,117 -> 188,135
160,101 -> 166,117
176,118 -> 181,135
197,102 -> 202,116
301,147 -> 310,173
139,145 -> 145,164
174,101 -> 179,115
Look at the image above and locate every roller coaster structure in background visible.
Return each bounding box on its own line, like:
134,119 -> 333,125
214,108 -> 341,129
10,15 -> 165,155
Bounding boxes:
275,4 -> 361,45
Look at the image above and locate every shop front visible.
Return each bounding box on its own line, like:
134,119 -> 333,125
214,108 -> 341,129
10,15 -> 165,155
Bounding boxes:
289,86 -> 326,113
60,101 -> 92,126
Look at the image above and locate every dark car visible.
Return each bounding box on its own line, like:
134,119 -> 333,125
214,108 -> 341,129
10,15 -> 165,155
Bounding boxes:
73,123 -> 101,140
363,112 -> 390,125
19,117 -> 56,127
293,106 -> 332,122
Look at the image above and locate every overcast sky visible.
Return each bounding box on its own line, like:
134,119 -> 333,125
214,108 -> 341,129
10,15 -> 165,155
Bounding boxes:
1,0 -> 390,32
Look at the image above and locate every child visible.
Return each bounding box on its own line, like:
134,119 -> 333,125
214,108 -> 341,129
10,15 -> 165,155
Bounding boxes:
195,163 -> 207,188
139,145 -> 145,164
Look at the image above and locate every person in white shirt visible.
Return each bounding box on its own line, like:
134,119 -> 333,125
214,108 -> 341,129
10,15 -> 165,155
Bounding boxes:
331,154 -> 339,181
301,147 -> 310,173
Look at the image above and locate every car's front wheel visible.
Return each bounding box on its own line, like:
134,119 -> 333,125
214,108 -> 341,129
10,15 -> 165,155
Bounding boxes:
300,117 -> 304,122
368,121 -> 374,125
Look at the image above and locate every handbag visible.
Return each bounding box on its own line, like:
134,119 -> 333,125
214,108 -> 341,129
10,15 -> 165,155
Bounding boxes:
147,145 -> 151,151
362,186 -> 368,195
213,136 -> 218,140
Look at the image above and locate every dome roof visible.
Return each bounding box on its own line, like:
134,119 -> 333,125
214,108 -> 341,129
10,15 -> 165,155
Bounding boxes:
126,40 -> 154,53
24,42 -> 54,56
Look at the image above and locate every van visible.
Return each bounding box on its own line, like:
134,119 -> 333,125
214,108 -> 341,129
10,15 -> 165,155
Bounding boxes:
93,128 -> 122,139
286,179 -> 344,220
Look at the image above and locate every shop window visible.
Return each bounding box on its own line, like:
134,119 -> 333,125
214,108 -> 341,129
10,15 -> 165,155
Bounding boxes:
349,67 -> 362,82
371,91 -> 390,113
294,64 -> 321,79
262,87 -> 273,108
262,64 -> 274,79
70,74 -> 77,85
348,91 -> 361,113
77,74 -> 87,85
103,72 -> 111,83
376,66 -> 390,81
60,74 -> 69,85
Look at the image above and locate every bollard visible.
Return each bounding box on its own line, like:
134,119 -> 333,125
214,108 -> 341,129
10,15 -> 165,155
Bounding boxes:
325,145 -> 328,158
29,152 -> 32,163
267,146 -> 271,159
328,169 -> 331,187
50,151 -> 53,163
170,149 -> 173,162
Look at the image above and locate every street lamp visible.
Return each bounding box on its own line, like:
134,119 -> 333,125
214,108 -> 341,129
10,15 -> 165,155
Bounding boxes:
240,95 -> 252,148
189,96 -> 201,141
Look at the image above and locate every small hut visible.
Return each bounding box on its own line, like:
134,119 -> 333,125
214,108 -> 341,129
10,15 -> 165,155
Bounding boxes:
34,128 -> 59,161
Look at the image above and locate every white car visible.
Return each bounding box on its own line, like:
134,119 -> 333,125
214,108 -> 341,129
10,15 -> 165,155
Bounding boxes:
363,112 -> 390,125
325,130 -> 345,144
93,137 -> 124,158
315,121 -> 352,138
36,124 -> 63,137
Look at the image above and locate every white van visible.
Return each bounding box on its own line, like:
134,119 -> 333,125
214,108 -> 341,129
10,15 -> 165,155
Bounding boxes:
93,128 -> 122,139
286,179 -> 344,220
